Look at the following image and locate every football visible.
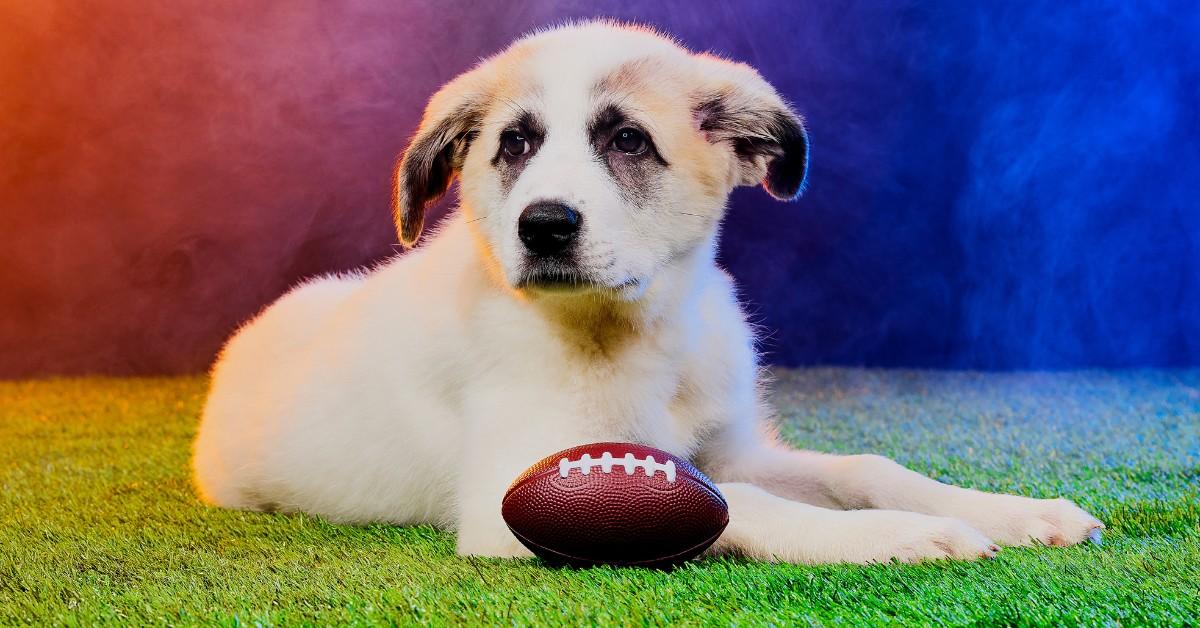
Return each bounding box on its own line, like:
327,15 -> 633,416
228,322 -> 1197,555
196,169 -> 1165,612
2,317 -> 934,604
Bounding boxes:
501,442 -> 729,568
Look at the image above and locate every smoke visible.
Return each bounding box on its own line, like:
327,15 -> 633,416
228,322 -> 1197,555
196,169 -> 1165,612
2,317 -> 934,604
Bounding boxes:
943,1 -> 1200,367
1,0 -> 1197,376
715,0 -> 1200,368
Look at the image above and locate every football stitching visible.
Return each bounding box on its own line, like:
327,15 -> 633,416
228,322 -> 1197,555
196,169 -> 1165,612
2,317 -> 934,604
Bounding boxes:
558,451 -> 677,482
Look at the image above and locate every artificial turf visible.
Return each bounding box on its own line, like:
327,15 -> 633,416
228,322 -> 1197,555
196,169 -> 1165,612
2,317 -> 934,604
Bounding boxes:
1,370 -> 1198,625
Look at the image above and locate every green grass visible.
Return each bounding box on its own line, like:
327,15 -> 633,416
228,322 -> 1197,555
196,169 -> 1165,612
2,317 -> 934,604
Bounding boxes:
2,370 -> 1199,625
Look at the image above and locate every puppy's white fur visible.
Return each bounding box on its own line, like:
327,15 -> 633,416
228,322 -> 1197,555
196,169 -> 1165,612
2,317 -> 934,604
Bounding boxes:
193,22 -> 1102,563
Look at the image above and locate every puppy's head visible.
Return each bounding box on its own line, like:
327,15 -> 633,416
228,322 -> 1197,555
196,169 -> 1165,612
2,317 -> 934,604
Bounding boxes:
393,22 -> 807,300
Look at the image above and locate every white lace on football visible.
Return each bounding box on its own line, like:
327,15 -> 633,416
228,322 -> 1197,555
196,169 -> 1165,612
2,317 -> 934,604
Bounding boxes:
558,451 -> 677,483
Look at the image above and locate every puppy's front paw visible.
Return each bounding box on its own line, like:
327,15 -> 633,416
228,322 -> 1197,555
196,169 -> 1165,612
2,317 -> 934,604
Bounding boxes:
842,511 -> 998,564
884,514 -> 999,563
964,495 -> 1104,547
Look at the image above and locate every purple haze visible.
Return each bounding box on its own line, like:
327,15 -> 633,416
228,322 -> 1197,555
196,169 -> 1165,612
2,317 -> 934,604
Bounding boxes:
1,1 -> 1197,377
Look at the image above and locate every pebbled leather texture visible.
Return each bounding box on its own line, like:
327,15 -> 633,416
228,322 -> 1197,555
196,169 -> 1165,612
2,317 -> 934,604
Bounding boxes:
502,442 -> 729,568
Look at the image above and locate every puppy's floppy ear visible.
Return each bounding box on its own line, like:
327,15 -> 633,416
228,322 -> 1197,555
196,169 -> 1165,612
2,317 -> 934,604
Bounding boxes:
691,55 -> 809,200
392,70 -> 489,246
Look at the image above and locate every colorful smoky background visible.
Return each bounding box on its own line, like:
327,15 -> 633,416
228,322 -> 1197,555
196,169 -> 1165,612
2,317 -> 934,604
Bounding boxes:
1,1 -> 1197,377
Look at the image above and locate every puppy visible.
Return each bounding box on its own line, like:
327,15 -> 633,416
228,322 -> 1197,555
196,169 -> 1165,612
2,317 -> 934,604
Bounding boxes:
193,21 -> 1102,564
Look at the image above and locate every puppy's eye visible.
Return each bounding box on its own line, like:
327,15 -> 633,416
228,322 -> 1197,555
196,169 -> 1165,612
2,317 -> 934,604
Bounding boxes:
501,130 -> 529,157
611,128 -> 647,155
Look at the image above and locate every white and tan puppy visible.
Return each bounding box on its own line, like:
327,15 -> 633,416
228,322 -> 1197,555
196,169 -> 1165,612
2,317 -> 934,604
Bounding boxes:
193,21 -> 1103,564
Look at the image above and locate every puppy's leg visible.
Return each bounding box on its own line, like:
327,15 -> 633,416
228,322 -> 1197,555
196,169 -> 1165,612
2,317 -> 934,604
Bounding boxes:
713,483 -> 997,564
452,397 -> 595,558
722,444 -> 1104,548
454,458 -> 535,559
453,428 -> 547,558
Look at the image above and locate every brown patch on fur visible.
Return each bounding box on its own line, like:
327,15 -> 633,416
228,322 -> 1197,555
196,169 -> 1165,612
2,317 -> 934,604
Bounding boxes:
591,57 -> 732,205
393,40 -> 544,245
542,297 -> 642,363
688,54 -> 809,199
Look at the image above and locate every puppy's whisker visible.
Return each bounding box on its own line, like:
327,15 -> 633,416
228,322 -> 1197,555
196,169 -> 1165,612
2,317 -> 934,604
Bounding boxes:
466,214 -> 490,224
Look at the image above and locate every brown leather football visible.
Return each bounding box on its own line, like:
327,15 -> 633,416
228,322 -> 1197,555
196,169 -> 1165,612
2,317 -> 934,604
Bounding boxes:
501,442 -> 729,568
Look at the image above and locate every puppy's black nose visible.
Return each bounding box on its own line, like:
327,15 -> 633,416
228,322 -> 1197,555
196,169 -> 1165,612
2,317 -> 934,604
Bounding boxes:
518,202 -> 580,256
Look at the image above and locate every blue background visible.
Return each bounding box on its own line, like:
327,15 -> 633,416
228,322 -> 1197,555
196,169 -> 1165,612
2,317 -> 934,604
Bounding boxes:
1,0 -> 1197,375
705,1 -> 1200,368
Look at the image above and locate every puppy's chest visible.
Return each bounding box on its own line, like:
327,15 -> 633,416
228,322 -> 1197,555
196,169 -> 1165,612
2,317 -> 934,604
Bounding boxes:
473,301 -> 728,455
566,344 -> 722,458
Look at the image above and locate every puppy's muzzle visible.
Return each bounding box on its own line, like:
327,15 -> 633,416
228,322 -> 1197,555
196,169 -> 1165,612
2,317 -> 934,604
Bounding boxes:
518,202 -> 580,257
